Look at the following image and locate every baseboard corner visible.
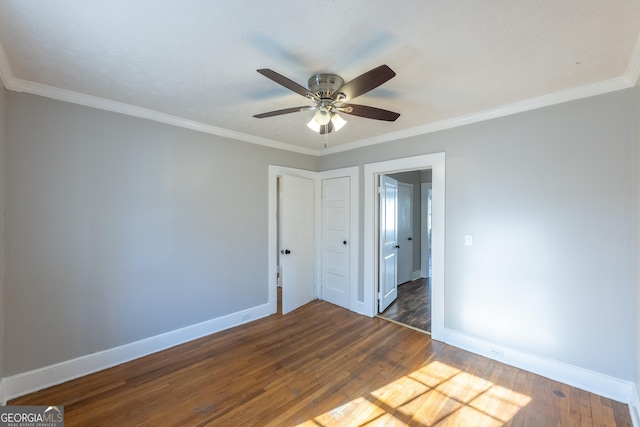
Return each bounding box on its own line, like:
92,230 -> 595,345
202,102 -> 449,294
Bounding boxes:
0,377 -> 6,405
351,300 -> 366,316
630,384 -> 640,427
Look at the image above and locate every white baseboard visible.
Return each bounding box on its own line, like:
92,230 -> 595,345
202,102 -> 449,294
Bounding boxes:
630,384 -> 640,427
411,270 -> 423,281
351,300 -> 365,316
0,378 -> 6,405
3,303 -> 273,401
445,328 -> 634,404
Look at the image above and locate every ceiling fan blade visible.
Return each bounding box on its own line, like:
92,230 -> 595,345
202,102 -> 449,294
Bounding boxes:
339,103 -> 400,121
320,121 -> 334,135
333,65 -> 396,101
253,106 -> 314,118
257,69 -> 318,100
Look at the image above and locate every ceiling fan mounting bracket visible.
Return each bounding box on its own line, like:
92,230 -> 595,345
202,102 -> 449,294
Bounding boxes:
308,73 -> 344,98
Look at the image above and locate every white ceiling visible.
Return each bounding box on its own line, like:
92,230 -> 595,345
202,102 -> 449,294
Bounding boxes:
1,1 -> 639,155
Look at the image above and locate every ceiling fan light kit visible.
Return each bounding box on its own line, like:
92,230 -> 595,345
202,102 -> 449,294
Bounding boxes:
254,65 -> 400,137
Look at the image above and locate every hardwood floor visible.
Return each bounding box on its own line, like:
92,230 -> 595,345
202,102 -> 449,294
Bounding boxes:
380,278 -> 431,333
11,300 -> 631,426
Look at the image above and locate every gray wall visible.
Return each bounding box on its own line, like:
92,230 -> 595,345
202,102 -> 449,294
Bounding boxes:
319,89 -> 635,380
0,86 -> 5,381
1,86 -> 637,388
635,83 -> 640,407
4,92 -> 316,375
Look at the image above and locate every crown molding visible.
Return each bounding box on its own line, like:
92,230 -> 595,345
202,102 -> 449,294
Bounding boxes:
2,71 -> 633,159
1,34 -> 637,158
321,76 -> 631,155
5,76 -> 319,156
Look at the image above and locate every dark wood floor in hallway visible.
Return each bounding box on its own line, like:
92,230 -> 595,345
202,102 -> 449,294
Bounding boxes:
380,277 -> 431,333
11,300 -> 631,426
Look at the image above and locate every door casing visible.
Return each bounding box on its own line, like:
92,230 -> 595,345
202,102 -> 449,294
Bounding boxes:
364,153 -> 445,341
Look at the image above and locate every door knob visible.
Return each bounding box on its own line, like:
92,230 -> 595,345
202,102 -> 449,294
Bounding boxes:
281,249 -> 291,255
395,245 -> 400,249
343,240 -> 347,245
408,237 -> 412,241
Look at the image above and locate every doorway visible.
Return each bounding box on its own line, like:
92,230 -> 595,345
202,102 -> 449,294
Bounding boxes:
363,153 -> 445,341
377,169 -> 432,333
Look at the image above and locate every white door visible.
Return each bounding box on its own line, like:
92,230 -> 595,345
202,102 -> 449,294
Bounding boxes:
379,175 -> 398,312
280,175 -> 315,314
397,182 -> 413,284
321,177 -> 350,309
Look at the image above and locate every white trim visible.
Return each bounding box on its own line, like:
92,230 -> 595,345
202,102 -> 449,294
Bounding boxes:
268,166 -> 320,313
420,182 -> 432,279
410,270 -> 422,281
363,153 -> 445,342
0,378 -> 6,405
318,167 -> 360,313
630,384 -> 640,427
2,303 -> 272,401
445,328 -> 635,405
9,78 -> 318,156
321,77 -> 630,156
0,49 -> 634,160
351,300 -> 365,316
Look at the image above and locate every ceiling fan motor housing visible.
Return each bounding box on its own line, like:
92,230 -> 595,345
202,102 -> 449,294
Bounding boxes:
308,73 -> 344,98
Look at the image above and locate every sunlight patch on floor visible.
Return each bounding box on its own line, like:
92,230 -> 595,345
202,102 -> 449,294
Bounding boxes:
295,360 -> 532,426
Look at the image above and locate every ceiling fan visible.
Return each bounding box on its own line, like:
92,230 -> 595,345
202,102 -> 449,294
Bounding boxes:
253,65 -> 400,134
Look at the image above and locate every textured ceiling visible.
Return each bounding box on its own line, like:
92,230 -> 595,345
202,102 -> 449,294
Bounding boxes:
0,0 -> 639,154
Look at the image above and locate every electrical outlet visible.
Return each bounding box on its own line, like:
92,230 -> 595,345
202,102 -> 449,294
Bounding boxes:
489,348 -> 503,359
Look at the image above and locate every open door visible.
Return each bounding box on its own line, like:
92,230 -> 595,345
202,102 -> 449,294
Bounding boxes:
379,175 -> 398,312
280,175 -> 315,314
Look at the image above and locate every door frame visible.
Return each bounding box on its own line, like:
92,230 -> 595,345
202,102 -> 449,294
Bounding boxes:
268,166 -> 321,315
319,167 -> 360,313
421,182 -> 432,279
363,153 -> 445,341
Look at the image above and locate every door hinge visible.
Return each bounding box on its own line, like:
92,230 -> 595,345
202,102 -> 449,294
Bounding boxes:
378,292 -> 381,300
377,186 -> 382,194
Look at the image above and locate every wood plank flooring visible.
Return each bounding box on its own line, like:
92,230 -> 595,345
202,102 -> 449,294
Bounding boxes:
380,278 -> 431,333
10,300 -> 631,426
